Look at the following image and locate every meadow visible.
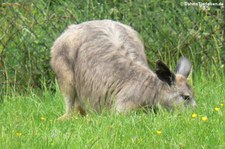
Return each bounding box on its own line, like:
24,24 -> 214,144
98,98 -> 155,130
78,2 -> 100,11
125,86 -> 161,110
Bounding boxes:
0,1 -> 224,148
0,76 -> 224,149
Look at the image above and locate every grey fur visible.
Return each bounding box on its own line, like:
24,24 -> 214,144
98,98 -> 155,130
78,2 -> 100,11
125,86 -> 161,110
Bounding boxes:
50,20 -> 196,120
176,57 -> 192,78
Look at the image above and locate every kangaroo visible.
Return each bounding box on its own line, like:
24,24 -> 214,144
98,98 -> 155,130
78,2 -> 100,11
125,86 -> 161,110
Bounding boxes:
50,20 -> 196,120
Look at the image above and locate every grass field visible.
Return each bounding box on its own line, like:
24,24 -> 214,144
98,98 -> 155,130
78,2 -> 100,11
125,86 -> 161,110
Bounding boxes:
0,77 -> 225,149
1,1 -> 224,148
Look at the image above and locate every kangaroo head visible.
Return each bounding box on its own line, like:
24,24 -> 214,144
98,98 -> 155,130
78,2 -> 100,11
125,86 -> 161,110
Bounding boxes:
155,57 -> 196,109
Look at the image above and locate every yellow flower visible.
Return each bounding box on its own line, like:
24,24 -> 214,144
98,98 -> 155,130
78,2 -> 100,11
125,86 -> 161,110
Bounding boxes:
191,113 -> 198,118
201,116 -> 208,122
16,132 -> 22,137
156,130 -> 162,135
41,117 -> 46,121
220,103 -> 224,107
214,107 -> 220,111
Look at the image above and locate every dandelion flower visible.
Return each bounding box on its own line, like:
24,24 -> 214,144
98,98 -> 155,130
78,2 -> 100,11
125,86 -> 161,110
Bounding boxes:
16,132 -> 22,137
41,117 -> 46,121
156,130 -> 162,135
201,116 -> 208,122
214,107 -> 220,111
191,113 -> 198,118
220,103 -> 224,107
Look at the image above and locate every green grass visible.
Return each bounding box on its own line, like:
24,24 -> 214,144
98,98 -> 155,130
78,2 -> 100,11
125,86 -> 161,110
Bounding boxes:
1,1 -> 224,148
1,0 -> 224,94
0,77 -> 225,149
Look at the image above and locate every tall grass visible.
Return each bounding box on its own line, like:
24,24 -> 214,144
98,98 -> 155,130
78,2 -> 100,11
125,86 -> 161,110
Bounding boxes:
0,77 -> 225,148
0,1 -> 224,148
0,0 -> 224,98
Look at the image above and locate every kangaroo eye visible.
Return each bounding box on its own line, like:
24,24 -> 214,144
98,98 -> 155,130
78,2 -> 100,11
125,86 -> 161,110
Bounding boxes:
182,95 -> 190,100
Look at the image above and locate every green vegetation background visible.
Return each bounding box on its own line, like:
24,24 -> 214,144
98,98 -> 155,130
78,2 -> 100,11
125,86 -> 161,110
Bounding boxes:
0,0 -> 224,97
0,1 -> 225,148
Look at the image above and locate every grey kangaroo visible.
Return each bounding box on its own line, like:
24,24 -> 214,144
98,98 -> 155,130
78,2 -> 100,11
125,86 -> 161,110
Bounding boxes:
50,20 -> 196,120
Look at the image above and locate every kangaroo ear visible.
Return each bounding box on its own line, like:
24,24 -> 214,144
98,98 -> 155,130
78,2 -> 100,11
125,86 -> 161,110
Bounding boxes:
176,57 -> 192,78
156,60 -> 175,86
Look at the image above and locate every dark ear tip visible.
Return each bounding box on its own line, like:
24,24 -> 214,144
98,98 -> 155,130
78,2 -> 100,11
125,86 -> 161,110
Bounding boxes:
156,60 -> 161,63
156,60 -> 163,66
